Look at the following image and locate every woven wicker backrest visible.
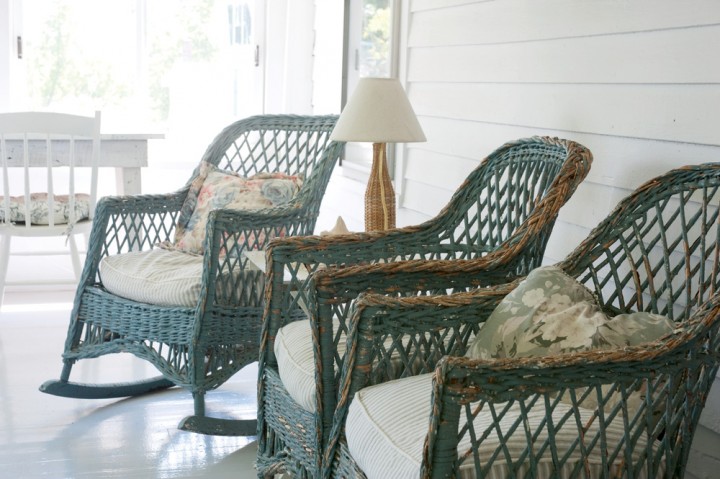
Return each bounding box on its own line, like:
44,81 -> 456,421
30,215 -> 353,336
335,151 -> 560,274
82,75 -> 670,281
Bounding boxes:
429,137 -> 573,259
96,115 -> 339,257
560,163 -> 720,322
199,114 -> 337,179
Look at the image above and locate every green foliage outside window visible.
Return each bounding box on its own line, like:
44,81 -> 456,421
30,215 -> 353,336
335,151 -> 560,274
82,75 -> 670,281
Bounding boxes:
27,0 -> 218,122
361,0 -> 392,77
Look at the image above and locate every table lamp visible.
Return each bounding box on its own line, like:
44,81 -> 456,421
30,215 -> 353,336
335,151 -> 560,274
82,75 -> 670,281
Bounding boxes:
330,77 -> 426,231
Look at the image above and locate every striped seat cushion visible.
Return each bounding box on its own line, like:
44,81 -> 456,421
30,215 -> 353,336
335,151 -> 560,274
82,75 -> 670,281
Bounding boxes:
346,373 -> 659,479
275,319 -> 469,412
99,248 -> 244,307
275,318 -> 346,412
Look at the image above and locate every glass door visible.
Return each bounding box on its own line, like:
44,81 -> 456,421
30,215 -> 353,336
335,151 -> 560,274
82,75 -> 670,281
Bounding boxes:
226,0 -> 265,119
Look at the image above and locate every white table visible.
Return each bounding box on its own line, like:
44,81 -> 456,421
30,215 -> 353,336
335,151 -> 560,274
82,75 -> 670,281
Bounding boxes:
2,133 -> 164,196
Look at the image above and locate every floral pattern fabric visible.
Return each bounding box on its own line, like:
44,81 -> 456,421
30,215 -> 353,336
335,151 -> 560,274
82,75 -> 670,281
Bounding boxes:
466,266 -> 675,360
466,266 -> 675,416
0,193 -> 90,225
166,161 -> 303,255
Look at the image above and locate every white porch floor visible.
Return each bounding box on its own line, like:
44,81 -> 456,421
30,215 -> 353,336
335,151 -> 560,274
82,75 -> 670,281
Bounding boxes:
0,291 -> 260,478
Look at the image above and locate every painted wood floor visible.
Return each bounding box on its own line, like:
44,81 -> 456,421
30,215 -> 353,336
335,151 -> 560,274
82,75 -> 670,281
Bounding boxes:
0,291 -> 260,478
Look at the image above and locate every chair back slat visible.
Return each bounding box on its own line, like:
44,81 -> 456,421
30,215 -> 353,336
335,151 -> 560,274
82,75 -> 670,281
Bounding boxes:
46,132 -> 55,227
67,133 -> 76,225
0,111 -> 101,230
0,136 -> 10,223
429,139 -> 573,262
23,132 -> 32,228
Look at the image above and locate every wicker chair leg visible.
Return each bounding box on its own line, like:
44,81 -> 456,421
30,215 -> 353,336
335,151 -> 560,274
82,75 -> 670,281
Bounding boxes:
39,376 -> 175,399
177,415 -> 257,436
176,390 -> 258,436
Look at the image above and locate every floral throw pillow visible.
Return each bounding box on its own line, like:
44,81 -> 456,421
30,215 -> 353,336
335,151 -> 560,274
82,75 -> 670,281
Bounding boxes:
466,265 -> 675,416
466,266 -> 675,359
466,266 -> 599,359
165,161 -> 303,255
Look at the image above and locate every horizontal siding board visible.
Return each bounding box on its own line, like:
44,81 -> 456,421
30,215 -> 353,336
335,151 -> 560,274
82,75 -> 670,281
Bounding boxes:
409,25 -> 720,84
403,148 -> 479,190
554,181 -> 631,231
417,117 -> 720,190
410,82 -> 720,146
409,0 -> 720,46
686,424 -> 720,479
401,179 -> 453,217
418,117 -> 554,164
542,220 -> 594,264
412,0 -> 482,11
397,206 -> 433,227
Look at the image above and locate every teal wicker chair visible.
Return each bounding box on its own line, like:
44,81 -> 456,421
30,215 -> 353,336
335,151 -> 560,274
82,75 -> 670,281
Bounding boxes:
256,137 -> 592,477
330,163 -> 720,478
40,114 -> 342,436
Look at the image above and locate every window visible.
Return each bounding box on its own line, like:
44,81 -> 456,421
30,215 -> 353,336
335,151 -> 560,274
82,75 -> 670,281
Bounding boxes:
5,0 -> 265,166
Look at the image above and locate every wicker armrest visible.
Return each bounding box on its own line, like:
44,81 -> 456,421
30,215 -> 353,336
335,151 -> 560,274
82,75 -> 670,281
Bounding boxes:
346,284 -> 514,387
95,187 -> 187,219
82,189 -> 188,280
312,257 -> 522,295
323,284 -> 516,468
206,205 -> 317,257
266,224 -> 434,267
211,204 -> 309,230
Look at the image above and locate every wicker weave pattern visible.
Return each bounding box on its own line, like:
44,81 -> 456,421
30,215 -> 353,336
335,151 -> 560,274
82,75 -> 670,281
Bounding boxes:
256,137 -> 592,477
41,115 -> 342,435
330,163 -> 720,478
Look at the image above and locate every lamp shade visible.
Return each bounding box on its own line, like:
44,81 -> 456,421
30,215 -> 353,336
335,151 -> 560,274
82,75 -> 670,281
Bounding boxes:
330,77 -> 426,143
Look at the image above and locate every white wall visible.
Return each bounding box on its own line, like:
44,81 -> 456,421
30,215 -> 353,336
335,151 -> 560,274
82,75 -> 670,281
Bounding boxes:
397,0 -> 720,476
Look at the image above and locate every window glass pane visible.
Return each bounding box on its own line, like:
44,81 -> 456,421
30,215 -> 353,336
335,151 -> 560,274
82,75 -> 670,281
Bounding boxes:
17,0 -> 262,149
359,0 -> 393,78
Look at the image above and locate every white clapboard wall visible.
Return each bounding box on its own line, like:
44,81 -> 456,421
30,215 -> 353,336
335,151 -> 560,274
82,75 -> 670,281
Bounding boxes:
393,1 -> 720,476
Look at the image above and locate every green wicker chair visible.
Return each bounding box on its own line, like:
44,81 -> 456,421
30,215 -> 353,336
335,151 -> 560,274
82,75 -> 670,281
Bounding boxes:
40,114 -> 342,436
330,162 -> 720,478
256,137 -> 592,477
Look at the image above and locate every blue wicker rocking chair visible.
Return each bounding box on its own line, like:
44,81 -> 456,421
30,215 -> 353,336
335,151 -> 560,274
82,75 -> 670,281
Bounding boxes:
329,162 -> 720,478
40,114 -> 342,436
256,136 -> 592,477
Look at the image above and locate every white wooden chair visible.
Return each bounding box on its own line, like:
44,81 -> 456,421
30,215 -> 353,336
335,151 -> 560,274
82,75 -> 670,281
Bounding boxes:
0,111 -> 101,308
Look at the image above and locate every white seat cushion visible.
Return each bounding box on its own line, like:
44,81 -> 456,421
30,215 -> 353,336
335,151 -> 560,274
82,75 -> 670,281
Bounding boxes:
275,318 -> 346,412
99,248 -> 207,307
346,373 -> 658,479
275,319 -> 472,413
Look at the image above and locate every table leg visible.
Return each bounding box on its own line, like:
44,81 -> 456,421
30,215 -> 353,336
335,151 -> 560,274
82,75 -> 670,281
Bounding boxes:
115,166 -> 142,196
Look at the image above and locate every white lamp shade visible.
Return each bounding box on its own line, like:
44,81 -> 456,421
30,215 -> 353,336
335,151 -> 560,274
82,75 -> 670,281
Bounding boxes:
330,77 -> 426,143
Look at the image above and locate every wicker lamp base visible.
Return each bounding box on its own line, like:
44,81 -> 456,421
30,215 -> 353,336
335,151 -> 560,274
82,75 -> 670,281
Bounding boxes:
365,142 -> 395,231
